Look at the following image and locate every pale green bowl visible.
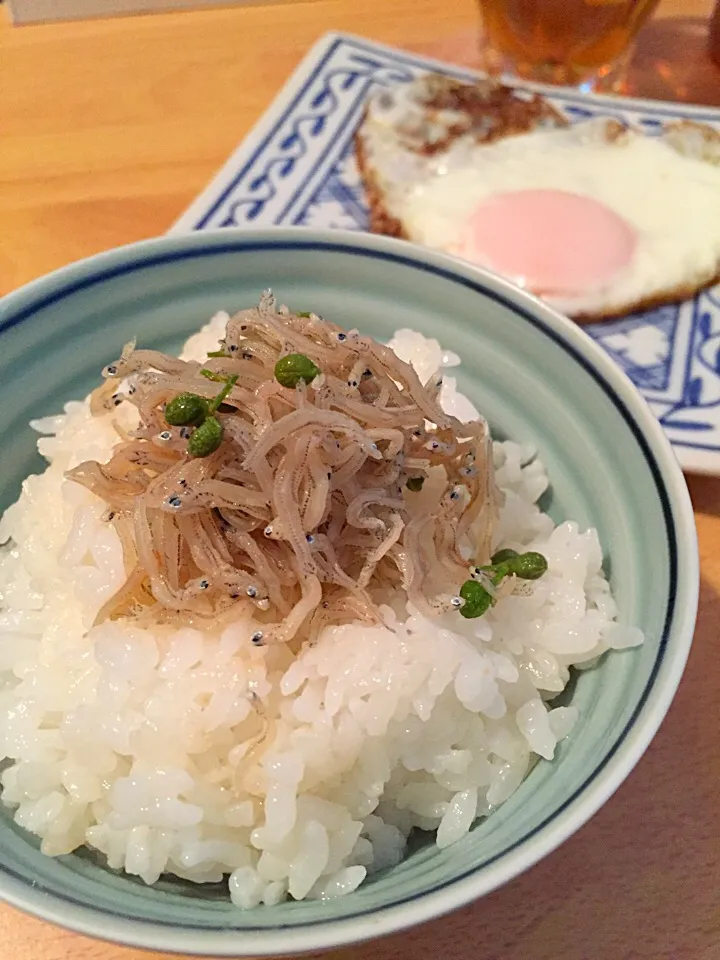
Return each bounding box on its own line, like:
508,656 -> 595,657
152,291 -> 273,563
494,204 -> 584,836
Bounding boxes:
0,228 -> 698,956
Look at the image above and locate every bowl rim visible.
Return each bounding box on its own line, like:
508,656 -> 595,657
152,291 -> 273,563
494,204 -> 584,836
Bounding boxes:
0,227 -> 699,956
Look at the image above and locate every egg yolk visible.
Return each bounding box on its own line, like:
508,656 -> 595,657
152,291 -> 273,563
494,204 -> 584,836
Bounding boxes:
458,189 -> 637,297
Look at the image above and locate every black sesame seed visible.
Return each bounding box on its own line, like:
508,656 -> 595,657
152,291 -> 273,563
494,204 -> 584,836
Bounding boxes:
167,495 -> 182,508
337,333 -> 347,342
106,365 -> 118,375
246,586 -> 257,598
199,579 -> 210,590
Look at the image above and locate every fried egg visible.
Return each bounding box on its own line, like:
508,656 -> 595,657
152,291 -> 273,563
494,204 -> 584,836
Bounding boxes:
357,76 -> 720,320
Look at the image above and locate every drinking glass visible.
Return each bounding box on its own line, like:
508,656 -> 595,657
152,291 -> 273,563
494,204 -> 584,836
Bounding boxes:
478,0 -> 661,92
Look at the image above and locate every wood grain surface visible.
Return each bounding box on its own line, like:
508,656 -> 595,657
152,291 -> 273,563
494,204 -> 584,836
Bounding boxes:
1,2 -> 719,958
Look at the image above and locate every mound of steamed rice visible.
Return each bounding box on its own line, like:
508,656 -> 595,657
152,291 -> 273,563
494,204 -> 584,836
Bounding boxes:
0,319 -> 642,907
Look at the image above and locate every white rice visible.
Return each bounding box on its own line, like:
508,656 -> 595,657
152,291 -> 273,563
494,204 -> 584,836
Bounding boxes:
0,317 -> 642,906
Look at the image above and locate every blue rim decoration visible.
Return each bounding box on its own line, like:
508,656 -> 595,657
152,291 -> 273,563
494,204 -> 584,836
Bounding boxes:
0,238 -> 677,930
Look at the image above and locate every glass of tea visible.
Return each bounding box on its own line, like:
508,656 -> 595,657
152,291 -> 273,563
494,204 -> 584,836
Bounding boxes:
478,0 -> 661,92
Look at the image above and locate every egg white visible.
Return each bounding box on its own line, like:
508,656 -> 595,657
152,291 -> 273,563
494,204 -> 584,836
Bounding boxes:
377,118 -> 720,318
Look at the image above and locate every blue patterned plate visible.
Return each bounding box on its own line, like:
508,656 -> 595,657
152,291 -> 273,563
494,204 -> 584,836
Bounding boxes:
172,32 -> 720,476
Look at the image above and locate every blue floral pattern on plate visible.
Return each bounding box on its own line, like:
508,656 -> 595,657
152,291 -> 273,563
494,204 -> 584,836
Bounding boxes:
172,32 -> 720,475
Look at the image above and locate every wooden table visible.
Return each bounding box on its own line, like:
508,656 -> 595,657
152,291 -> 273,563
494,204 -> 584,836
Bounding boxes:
1,2 -> 719,958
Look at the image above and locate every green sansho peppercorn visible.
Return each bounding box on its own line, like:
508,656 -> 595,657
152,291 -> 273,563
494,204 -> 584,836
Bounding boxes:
275,353 -> 321,389
459,549 -> 549,619
165,393 -> 208,427
188,416 -> 223,458
510,551 -> 548,580
491,548 -> 519,565
474,549 -> 549,584
405,476 -> 425,492
458,579 -> 493,619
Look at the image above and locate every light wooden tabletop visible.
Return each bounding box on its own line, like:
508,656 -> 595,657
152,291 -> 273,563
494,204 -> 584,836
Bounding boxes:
1,2 -> 719,959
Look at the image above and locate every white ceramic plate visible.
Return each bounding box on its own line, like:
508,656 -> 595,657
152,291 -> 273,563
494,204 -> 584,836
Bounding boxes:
171,31 -> 720,476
